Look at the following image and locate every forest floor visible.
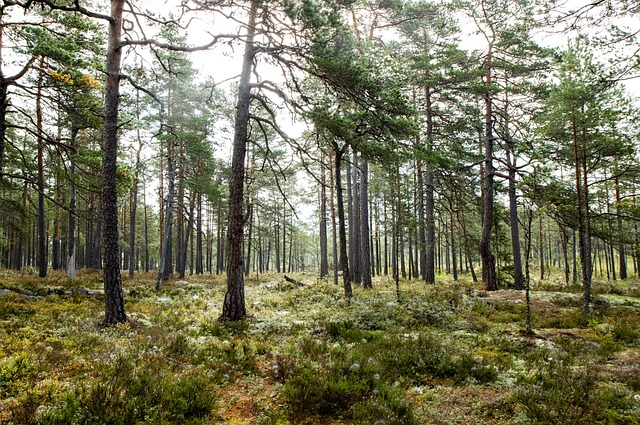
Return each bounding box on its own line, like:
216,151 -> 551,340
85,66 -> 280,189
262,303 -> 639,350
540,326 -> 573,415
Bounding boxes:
1,269 -> 640,424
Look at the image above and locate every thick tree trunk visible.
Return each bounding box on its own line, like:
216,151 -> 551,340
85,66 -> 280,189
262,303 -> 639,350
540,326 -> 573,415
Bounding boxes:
221,0 -> 257,320
360,157 -> 372,288
102,0 -> 127,324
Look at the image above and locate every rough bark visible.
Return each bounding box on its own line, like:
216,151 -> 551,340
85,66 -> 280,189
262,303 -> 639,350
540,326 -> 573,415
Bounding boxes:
157,137 -> 175,289
615,177 -> 627,279
221,0 -> 257,321
36,63 -> 47,278
319,152 -> 329,278
480,44 -> 498,291
329,153 -> 339,285
102,0 -> 127,324
508,154 -> 524,289
67,128 -> 78,280
360,157 -> 372,288
333,143 -> 352,299
424,86 -> 436,285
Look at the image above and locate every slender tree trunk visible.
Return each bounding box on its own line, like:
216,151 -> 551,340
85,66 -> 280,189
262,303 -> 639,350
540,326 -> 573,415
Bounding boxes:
244,201 -> 253,277
425,87 -> 436,284
572,114 -> 591,312
36,63 -> 47,278
560,224 -> 570,284
329,153 -> 339,285
360,157 -> 372,288
320,151 -> 329,278
102,0 -> 127,324
67,128 -> 78,280
221,0 -> 257,320
480,51 -> 498,290
450,212 -> 458,281
615,176 -> 627,279
157,138 -> 175,289
332,143 -> 352,299
539,215 -> 544,280
508,155 -> 523,289
196,192 -> 203,274
143,179 -> 150,273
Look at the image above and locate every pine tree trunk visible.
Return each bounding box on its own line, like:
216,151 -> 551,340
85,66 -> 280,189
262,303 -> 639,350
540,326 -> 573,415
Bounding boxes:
480,48 -> 498,291
221,0 -> 257,321
102,0 -> 127,324
67,128 -> 78,281
329,153 -> 339,285
320,152 -> 329,278
615,177 -> 627,279
157,138 -> 175,289
360,157 -> 372,288
333,143 -> 352,299
425,86 -> 436,284
36,64 -> 47,278
196,192 -> 203,274
508,157 -> 524,289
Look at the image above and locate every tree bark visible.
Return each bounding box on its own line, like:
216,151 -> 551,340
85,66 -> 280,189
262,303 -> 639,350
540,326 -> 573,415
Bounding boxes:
221,0 -> 258,321
480,44 -> 498,291
36,63 -> 47,278
67,128 -> 78,280
329,153 -> 339,285
360,157 -> 372,288
615,176 -> 627,279
157,137 -> 175,289
102,0 -> 127,324
320,151 -> 329,278
333,142 -> 352,299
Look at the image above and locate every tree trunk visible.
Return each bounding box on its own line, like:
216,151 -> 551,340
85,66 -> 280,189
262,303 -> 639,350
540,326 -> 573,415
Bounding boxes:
67,128 -> 78,280
36,63 -> 47,278
102,0 -> 127,324
480,46 -> 498,291
615,177 -> 627,279
333,143 -> 352,299
329,153 -> 339,285
196,192 -> 203,274
508,156 -> 524,289
221,0 -> 257,320
425,86 -> 436,284
360,157 -> 372,288
320,151 -> 329,278
157,137 -> 175,289
539,215 -> 544,280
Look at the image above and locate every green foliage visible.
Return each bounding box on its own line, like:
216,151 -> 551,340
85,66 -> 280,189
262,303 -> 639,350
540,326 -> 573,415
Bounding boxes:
36,354 -> 216,425
513,358 -> 638,424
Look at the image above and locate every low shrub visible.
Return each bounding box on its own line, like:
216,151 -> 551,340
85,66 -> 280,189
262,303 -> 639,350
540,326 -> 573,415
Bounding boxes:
37,353 -> 217,424
513,359 -> 637,424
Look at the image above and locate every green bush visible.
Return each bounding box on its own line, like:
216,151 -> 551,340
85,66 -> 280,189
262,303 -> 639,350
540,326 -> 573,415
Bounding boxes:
372,334 -> 499,385
513,359 -> 637,424
37,354 -> 216,424
283,359 -> 416,424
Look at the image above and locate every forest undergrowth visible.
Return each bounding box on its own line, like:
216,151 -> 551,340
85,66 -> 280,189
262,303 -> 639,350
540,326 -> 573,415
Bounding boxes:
1,269 -> 640,424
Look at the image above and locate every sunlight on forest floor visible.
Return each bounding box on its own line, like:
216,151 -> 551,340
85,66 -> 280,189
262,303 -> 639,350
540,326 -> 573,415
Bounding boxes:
1,269 -> 640,424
